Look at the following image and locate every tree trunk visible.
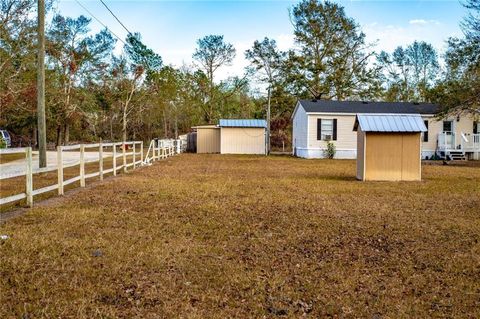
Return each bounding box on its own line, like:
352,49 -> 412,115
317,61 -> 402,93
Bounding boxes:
109,116 -> 113,141
32,124 -> 37,148
63,122 -> 70,145
163,109 -> 168,138
122,111 -> 127,142
174,113 -> 178,139
56,124 -> 63,147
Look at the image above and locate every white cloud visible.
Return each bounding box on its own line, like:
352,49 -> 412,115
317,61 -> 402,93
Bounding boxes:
409,19 -> 441,26
363,20 -> 457,54
275,33 -> 295,51
409,19 -> 428,25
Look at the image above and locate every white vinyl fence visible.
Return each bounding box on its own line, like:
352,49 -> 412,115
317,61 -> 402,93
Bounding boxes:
0,139 -> 181,208
143,138 -> 184,164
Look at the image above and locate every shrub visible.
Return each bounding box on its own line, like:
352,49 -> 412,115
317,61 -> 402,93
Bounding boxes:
323,141 -> 336,159
0,138 -> 6,149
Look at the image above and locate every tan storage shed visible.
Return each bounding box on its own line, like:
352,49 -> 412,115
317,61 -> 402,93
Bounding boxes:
219,119 -> 267,155
354,114 -> 427,181
196,125 -> 220,153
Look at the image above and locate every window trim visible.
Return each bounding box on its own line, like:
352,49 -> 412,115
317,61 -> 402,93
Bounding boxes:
443,120 -> 453,133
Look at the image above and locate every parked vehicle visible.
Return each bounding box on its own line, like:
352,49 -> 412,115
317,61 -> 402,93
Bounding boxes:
0,129 -> 11,148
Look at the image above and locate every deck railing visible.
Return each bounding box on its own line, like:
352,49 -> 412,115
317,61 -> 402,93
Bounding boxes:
437,132 -> 457,150
437,132 -> 480,152
0,139 -> 180,208
462,133 -> 480,151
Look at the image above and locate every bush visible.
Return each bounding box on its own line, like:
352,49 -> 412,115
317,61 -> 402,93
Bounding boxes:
323,141 -> 336,159
0,138 -> 6,149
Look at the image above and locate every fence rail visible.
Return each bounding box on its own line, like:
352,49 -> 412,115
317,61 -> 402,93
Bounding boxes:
0,139 -> 181,208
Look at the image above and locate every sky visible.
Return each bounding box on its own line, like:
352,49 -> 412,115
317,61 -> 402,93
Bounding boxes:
54,0 -> 467,81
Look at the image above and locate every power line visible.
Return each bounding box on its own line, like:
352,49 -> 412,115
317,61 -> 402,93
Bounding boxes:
73,0 -> 127,45
99,0 -> 133,36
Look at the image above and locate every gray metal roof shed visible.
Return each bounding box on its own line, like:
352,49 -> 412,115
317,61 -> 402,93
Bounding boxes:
219,119 -> 267,128
353,114 -> 428,132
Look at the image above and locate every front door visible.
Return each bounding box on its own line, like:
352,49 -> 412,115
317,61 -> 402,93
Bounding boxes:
443,121 -> 454,148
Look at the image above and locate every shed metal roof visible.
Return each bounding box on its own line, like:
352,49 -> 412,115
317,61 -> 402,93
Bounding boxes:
192,125 -> 219,129
219,119 -> 267,128
353,114 -> 427,132
299,100 -> 440,115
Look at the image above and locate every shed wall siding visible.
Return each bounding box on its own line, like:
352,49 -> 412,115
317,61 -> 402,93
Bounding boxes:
292,104 -> 308,150
197,128 -> 220,153
364,132 -> 421,181
356,130 -> 365,180
220,127 -> 266,154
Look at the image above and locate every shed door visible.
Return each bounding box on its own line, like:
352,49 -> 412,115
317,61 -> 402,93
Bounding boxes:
365,133 -> 421,181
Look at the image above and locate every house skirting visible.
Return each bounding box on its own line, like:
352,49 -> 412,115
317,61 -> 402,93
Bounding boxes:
295,148 -> 443,160
422,150 -> 435,160
294,147 -> 357,159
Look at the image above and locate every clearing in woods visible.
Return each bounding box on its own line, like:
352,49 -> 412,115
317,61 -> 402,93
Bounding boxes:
1,155 -> 479,318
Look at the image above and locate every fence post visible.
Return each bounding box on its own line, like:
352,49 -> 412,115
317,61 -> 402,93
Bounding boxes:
123,142 -> 127,173
133,142 -> 136,169
80,144 -> 85,187
113,143 -> 117,176
99,141 -> 103,181
140,141 -> 144,165
25,147 -> 33,207
152,140 -> 156,161
57,146 -> 64,195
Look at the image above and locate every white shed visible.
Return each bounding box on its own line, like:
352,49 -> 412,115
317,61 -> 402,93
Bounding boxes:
219,119 -> 267,155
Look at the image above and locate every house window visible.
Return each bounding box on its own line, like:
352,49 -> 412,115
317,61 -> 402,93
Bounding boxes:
443,121 -> 453,133
423,120 -> 429,142
317,119 -> 337,141
474,121 -> 479,134
321,119 -> 334,140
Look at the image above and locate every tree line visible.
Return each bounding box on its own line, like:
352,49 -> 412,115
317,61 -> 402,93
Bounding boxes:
1,0 -> 478,148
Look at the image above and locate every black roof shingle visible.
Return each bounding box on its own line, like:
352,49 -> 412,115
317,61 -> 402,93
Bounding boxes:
298,100 -> 440,115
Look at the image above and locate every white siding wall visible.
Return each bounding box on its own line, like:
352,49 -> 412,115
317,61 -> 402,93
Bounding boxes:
306,114 -> 357,159
292,103 -> 308,152
421,114 -> 476,158
220,127 -> 266,154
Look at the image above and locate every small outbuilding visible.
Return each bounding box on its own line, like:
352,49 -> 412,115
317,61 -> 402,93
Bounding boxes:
219,119 -> 267,155
193,119 -> 267,155
196,125 -> 220,154
354,114 -> 427,181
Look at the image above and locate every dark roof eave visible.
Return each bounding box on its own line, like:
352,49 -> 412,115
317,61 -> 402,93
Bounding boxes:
298,100 -> 440,115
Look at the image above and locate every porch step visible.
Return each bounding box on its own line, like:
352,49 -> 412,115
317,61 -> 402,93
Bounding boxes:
436,150 -> 466,161
447,151 -> 466,161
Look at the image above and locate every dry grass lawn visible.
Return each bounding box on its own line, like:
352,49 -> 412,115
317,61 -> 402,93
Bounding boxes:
1,154 -> 479,318
0,153 -> 28,164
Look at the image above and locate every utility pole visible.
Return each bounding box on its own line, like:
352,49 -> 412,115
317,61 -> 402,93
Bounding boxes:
266,85 -> 271,155
37,0 -> 47,168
